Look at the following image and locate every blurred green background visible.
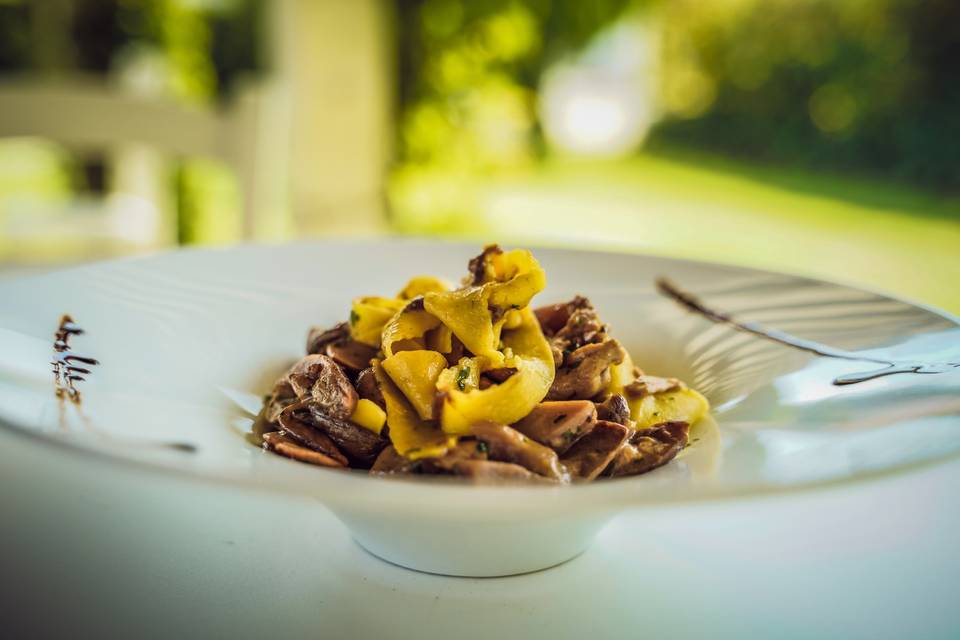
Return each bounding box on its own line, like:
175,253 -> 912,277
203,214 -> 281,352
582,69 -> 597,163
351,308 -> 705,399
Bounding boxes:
0,0 -> 957,311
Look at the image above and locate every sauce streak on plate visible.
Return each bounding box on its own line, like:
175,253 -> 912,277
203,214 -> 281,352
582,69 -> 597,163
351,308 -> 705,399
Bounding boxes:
52,315 -> 99,403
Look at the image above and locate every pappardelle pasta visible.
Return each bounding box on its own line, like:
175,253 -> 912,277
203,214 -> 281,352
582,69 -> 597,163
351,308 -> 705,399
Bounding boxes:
259,245 -> 709,483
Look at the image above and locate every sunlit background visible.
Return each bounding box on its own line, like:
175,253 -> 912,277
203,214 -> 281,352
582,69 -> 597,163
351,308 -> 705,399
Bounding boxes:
0,0 -> 957,311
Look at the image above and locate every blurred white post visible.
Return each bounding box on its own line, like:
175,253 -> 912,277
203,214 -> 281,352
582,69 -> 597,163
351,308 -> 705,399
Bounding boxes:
271,0 -> 393,235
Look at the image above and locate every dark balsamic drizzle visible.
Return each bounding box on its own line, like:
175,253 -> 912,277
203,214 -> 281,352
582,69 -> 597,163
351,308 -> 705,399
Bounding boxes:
656,278 -> 960,386
52,315 -> 99,403
52,314 -> 197,453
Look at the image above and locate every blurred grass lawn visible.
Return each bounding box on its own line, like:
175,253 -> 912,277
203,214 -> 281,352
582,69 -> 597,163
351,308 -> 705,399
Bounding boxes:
395,149 -> 960,314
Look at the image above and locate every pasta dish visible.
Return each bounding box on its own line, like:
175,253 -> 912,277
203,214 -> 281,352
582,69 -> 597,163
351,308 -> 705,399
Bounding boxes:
258,245 -> 709,483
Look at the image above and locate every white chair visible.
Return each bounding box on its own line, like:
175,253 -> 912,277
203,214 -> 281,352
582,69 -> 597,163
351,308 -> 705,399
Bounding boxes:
0,73 -> 289,260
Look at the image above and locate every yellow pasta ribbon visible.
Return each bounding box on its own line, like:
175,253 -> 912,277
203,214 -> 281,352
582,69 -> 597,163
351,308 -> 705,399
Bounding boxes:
381,350 -> 449,420
373,362 -> 455,460
349,297 -> 406,347
381,305 -> 441,358
629,388 -> 710,430
354,248 -> 556,453
436,307 -> 555,435
423,248 -> 546,365
397,276 -> 449,300
607,349 -> 637,394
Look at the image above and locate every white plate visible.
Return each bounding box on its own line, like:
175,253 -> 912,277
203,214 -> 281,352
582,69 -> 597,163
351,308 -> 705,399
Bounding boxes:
1,240 -> 958,575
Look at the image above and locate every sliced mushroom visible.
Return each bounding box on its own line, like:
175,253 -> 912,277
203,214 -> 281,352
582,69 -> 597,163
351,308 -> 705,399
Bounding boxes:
534,296 -> 592,336
546,339 -> 626,401
263,432 -> 345,468
484,367 -> 517,383
287,354 -> 333,397
447,459 -> 553,483
277,406 -> 349,466
623,375 -> 683,399
325,339 -> 378,373
479,366 -> 518,390
355,366 -> 385,409
471,421 -> 569,481
606,421 -> 690,477
512,400 -> 597,453
420,440 -> 489,474
553,307 -> 605,352
466,244 -> 503,285
595,393 -> 631,426
370,445 -> 420,474
284,354 -> 358,419
306,322 -> 349,355
308,409 -> 387,467
263,377 -> 298,424
560,420 -> 631,481
444,334 -> 466,367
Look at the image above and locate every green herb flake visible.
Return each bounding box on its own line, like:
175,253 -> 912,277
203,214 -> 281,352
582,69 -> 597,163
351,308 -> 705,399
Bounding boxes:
349,310 -> 360,326
456,366 -> 470,391
476,441 -> 489,454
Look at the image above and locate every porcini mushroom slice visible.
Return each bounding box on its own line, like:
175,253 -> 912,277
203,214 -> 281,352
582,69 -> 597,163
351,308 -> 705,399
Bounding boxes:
263,432 -> 345,468
284,354 -> 358,419
533,296 -> 592,336
606,421 -> 690,477
595,393 -> 631,426
447,459 -> 553,483
623,375 -> 683,399
560,420 -> 631,481
420,440 -> 489,474
370,445 -> 419,474
512,400 -> 597,453
277,407 -> 349,466
325,339 -> 378,373
308,410 -> 386,467
546,339 -> 626,401
471,421 -> 568,481
355,367 -> 386,409
306,322 -> 349,355
263,377 -> 298,424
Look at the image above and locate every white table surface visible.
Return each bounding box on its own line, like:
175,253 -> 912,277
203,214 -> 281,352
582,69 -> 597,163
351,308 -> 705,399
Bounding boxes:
1,424 -> 958,640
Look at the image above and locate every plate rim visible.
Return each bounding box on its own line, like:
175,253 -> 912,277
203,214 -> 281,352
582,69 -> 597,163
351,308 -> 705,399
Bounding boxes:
1,237 -> 958,508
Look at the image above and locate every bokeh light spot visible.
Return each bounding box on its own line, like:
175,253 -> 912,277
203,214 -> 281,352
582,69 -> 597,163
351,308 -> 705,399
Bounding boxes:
809,83 -> 858,134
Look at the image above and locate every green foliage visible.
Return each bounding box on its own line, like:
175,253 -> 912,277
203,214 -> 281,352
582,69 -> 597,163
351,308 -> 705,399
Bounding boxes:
396,0 -> 637,170
650,0 -> 960,192
396,0 -> 960,193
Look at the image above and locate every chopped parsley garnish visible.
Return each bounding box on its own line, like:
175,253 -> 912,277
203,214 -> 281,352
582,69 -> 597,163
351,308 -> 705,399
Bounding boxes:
456,366 -> 470,390
476,441 -> 489,454
349,310 -> 360,326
